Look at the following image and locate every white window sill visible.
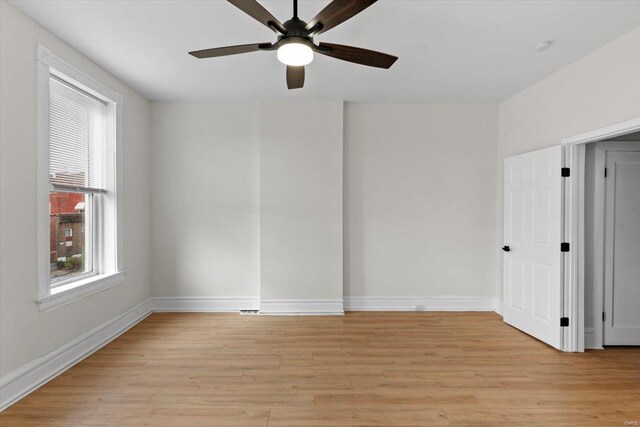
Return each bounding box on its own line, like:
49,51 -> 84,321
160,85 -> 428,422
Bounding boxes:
37,271 -> 125,311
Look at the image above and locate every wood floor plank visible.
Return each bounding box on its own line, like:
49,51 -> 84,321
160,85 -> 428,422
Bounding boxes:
1,312 -> 639,426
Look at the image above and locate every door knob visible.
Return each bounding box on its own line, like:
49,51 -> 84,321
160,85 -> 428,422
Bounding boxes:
502,246 -> 511,252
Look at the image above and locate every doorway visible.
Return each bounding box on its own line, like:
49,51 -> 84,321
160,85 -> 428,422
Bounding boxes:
585,137 -> 640,347
501,119 -> 640,351
562,118 -> 640,351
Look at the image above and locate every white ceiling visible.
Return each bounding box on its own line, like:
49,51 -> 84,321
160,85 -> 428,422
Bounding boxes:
10,0 -> 640,103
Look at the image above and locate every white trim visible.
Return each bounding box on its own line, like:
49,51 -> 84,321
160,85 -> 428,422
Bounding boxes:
344,297 -> 497,312
114,102 -> 124,272
35,44 -> 124,309
561,117 -> 640,352
584,328 -> 603,350
561,118 -> 640,146
259,299 -> 344,315
151,297 -> 260,312
562,143 -> 583,352
37,272 -> 125,311
495,298 -> 503,316
36,44 -> 123,105
0,299 -> 151,412
35,49 -> 51,306
589,143 -> 607,349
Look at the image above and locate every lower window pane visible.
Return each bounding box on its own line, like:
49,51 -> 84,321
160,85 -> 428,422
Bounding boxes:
49,192 -> 93,285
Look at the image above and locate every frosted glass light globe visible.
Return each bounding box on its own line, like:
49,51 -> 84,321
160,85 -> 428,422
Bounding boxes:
277,42 -> 314,66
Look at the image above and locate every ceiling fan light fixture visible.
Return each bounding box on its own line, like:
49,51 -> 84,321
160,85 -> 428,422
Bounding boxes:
277,42 -> 314,66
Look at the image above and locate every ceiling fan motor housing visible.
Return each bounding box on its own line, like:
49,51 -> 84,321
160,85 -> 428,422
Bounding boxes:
277,19 -> 315,50
282,18 -> 308,37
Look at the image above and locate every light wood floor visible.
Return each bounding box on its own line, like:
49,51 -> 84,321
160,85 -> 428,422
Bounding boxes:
1,312 -> 639,426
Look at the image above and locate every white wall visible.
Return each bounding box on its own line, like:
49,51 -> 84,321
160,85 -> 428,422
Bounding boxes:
345,104 -> 498,298
149,102 -> 344,304
150,103 -> 260,298
496,28 -> 640,300
150,102 -> 499,304
0,1 -> 151,376
259,102 -> 343,302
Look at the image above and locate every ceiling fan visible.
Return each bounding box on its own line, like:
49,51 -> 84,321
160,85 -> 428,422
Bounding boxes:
188,0 -> 398,90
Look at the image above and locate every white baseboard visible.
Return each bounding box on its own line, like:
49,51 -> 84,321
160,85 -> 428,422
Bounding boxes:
259,299 -> 344,315
344,296 -> 498,312
151,296 -> 260,312
495,298 -> 503,316
0,299 -> 152,412
584,328 -> 603,350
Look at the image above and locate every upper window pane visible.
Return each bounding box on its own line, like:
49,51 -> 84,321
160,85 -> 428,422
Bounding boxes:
49,76 -> 109,190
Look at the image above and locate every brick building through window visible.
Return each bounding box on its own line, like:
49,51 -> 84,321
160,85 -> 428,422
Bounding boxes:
49,173 -> 86,279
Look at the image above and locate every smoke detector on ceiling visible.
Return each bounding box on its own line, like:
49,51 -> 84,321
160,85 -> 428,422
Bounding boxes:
535,40 -> 554,52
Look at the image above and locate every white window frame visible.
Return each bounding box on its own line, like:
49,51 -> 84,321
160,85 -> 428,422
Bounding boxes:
36,44 -> 125,311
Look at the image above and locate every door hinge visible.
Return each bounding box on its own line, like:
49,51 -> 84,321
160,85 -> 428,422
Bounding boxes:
602,312 -> 606,322
560,317 -> 569,327
561,167 -> 570,177
604,168 -> 608,178
561,242 -> 570,252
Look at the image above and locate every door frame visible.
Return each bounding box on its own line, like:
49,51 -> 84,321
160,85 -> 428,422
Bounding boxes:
561,117 -> 640,352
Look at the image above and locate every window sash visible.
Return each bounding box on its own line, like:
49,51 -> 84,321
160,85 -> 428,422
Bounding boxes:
51,74 -> 107,106
49,191 -> 96,287
50,270 -> 98,289
51,183 -> 107,194
49,74 -> 111,192
47,71 -> 107,288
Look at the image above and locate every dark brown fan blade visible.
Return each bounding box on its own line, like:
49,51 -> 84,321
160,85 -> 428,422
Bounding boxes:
227,0 -> 287,34
306,0 -> 377,35
189,43 -> 270,59
286,66 -> 305,89
317,42 -> 397,69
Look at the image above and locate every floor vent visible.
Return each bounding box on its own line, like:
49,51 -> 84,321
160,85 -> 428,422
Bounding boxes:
240,310 -> 260,315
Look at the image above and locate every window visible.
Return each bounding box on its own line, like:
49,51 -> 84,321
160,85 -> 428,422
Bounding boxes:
49,77 -> 107,286
36,45 -> 124,310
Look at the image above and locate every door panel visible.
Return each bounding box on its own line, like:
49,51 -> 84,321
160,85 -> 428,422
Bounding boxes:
509,258 -> 526,310
503,146 -> 562,349
510,191 -> 526,242
532,262 -> 551,321
533,190 -> 551,244
604,151 -> 640,345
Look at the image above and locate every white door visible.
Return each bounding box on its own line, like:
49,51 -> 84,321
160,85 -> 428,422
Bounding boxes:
503,146 -> 563,349
604,150 -> 640,345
